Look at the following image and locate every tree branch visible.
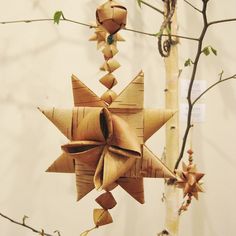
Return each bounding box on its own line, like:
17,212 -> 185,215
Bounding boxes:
175,6 -> 236,169
0,212 -> 57,236
183,0 -> 202,13
175,74 -> 236,170
0,18 -> 199,41
140,0 -> 164,15
208,18 -> 236,26
124,27 -> 199,41
0,18 -> 94,28
192,74 -> 236,106
175,0 -> 209,170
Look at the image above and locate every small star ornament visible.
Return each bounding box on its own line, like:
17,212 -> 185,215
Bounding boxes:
176,162 -> 204,200
39,71 -> 176,204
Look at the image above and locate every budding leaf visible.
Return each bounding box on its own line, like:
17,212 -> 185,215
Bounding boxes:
202,46 -> 217,56
22,215 -> 29,225
202,46 -> 210,56
54,230 -> 61,236
54,11 -> 63,24
210,46 -> 217,56
137,0 -> 142,7
184,58 -> 193,67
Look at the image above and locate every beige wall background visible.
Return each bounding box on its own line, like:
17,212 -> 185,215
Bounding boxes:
0,1 -> 236,236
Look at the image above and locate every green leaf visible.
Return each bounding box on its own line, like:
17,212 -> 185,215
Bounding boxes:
184,58 -> 193,67
54,11 -> 63,24
202,46 -> 217,56
202,46 -> 210,56
210,46 -> 217,56
137,0 -> 142,7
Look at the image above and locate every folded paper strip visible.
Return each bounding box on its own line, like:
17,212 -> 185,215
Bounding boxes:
40,71 -> 176,204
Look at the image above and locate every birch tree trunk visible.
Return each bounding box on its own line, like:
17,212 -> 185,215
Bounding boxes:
164,10 -> 180,236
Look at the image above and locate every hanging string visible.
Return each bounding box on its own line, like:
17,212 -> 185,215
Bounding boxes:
188,126 -> 194,165
80,226 -> 98,236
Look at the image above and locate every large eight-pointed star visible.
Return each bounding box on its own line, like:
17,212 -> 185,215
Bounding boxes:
40,71 -> 176,204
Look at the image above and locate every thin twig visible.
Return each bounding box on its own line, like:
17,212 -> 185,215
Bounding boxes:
0,212 -> 54,236
0,18 -> 54,24
208,18 -> 236,27
140,0 -> 164,15
192,75 -> 236,106
124,27 -> 199,41
0,18 -> 199,41
175,6 -> 236,168
0,18 -> 94,28
175,0 -> 209,170
183,0 -> 202,13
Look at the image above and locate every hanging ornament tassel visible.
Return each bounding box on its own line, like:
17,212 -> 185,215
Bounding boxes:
80,191 -> 116,236
90,0 -> 127,105
176,149 -> 205,214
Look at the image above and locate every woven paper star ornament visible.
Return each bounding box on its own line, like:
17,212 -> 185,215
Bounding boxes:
39,1 -> 177,231
39,71 -> 176,204
176,162 -> 204,200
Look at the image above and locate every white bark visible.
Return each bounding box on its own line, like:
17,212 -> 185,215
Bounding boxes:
164,11 -> 180,236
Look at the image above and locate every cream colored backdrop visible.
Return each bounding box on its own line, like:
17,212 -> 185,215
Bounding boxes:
0,1 -> 236,236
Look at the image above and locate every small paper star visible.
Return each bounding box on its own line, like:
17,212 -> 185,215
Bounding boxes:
176,162 -> 204,199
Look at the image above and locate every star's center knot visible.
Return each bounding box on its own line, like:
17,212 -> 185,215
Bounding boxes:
61,107 -> 141,190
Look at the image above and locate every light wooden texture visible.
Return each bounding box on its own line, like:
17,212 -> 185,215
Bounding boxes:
74,158 -> 95,201
117,177 -> 145,204
144,109 -> 176,142
38,107 -> 73,140
164,11 -> 180,236
71,74 -> 106,107
124,145 -> 175,179
109,70 -> 144,109
46,153 -> 75,173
